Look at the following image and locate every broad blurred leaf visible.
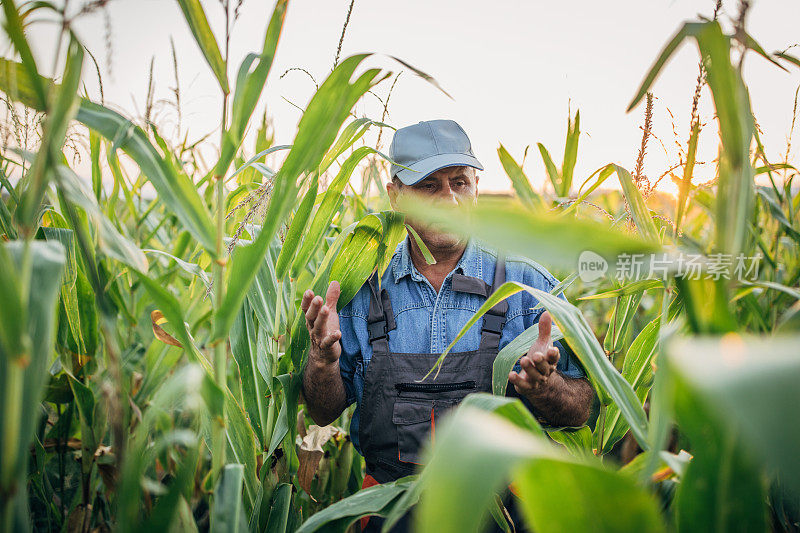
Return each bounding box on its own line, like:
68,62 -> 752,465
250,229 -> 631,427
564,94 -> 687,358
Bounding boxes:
666,335 -> 800,497
400,196 -> 658,273
415,407 -> 663,533
211,464 -> 247,533
0,240 -> 65,531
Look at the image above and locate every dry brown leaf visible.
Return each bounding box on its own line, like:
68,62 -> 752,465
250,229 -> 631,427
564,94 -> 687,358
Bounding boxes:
150,310 -> 182,347
297,425 -> 340,494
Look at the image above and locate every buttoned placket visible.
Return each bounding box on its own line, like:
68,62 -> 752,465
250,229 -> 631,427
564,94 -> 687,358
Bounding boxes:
406,261 -> 469,355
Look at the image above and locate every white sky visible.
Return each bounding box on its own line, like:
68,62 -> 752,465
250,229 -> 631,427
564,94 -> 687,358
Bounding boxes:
20,0 -> 800,194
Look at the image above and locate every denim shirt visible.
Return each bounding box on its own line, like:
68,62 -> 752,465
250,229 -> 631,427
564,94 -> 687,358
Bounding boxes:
338,237 -> 586,453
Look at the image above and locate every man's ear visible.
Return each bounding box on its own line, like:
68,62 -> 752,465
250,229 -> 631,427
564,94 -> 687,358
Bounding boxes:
387,180 -> 400,210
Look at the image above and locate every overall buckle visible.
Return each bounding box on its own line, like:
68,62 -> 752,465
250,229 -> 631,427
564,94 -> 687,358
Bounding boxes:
482,313 -> 505,335
368,320 -> 388,342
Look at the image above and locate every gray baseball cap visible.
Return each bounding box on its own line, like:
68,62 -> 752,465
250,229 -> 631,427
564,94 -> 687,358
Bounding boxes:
389,119 -> 483,185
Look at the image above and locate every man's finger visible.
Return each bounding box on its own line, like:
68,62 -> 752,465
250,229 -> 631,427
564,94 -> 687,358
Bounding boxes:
305,295 -> 323,325
545,346 -> 560,366
509,371 -> 533,393
520,356 -> 547,384
312,305 -> 330,339
301,289 -> 315,313
531,352 -> 551,376
320,330 -> 341,349
538,311 -> 552,346
325,280 -> 341,310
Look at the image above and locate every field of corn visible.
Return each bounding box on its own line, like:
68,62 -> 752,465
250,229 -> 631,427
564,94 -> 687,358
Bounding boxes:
2,0 -> 800,531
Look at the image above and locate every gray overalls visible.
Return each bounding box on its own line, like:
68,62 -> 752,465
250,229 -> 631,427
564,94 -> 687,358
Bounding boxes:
358,256 -> 507,484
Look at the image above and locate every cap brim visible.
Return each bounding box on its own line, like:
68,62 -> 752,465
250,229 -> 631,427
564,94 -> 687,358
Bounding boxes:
394,153 -> 484,185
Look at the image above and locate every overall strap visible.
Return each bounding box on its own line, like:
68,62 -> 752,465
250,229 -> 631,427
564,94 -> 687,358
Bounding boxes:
479,256 -> 507,350
366,271 -> 395,357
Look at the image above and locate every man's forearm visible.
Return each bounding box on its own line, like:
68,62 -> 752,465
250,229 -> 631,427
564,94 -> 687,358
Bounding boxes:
301,353 -> 347,426
523,372 -> 593,427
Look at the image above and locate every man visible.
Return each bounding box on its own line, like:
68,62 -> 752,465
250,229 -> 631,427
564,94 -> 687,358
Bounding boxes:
301,119 -> 594,528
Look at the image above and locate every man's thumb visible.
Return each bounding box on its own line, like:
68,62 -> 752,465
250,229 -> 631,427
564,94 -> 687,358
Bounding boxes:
538,311 -> 552,342
325,280 -> 341,309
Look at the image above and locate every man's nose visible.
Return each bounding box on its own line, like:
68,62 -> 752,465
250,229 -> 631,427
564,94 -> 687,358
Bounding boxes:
437,182 -> 458,204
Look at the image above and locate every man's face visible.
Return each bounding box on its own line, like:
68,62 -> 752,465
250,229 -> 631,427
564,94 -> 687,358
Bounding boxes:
387,165 -> 479,251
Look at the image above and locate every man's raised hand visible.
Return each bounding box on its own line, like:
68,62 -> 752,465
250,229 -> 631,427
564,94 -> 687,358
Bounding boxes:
508,311 -> 560,395
301,281 -> 342,364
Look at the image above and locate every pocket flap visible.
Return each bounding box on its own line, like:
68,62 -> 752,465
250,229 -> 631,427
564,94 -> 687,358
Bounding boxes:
392,399 -> 433,425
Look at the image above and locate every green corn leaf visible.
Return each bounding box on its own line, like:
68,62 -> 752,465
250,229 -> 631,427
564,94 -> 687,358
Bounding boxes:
561,110 -> 580,197
134,271 -> 212,374
578,279 -> 662,300
227,144 -> 291,183
275,174 -> 319,280
498,144 -> 544,211
537,143 -> 561,196
614,165 -> 659,241
675,119 -> 699,233
224,391 -> 260,510
601,317 -> 660,453
143,248 -> 211,287
628,22 -> 705,111
318,117 -> 387,174
603,291 -> 643,358
1,0 -> 47,110
55,165 -> 148,272
561,164 -> 616,217
264,483 -> 292,533
296,476 -> 417,533
175,0 -> 229,94
547,426 -> 594,458
213,0 -> 288,178
230,300 -> 268,446
405,224 -> 436,265
666,335 -> 800,497
330,211 -> 406,308
18,35 -> 82,230
460,393 -> 545,435
528,288 -> 649,448
290,146 -> 383,279
492,321 -> 565,396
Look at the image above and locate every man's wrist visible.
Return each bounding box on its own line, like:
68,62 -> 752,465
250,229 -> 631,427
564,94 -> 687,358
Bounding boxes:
307,348 -> 339,371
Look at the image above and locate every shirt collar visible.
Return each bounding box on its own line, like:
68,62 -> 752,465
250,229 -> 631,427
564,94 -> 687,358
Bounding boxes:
392,236 -> 483,284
